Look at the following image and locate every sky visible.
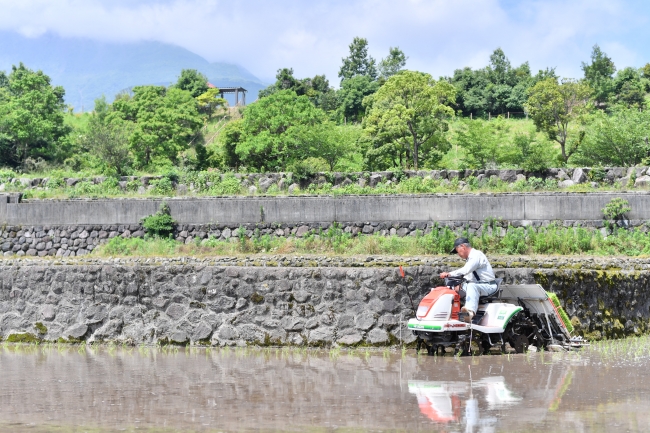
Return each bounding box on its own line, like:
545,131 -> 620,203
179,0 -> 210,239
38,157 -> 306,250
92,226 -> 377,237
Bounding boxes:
0,0 -> 648,85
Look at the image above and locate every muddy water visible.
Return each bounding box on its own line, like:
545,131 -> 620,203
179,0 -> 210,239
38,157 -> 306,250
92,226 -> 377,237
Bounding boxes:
0,345 -> 649,432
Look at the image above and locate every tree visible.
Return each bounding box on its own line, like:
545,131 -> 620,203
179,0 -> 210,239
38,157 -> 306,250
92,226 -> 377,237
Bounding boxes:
219,119 -> 244,170
338,37 -> 377,82
111,85 -> 203,168
173,69 -> 209,98
379,47 -> 407,80
82,99 -> 134,175
0,63 -> 70,167
234,90 -> 327,171
525,78 -> 592,164
577,107 -> 650,166
581,44 -> 616,106
454,118 -> 506,169
258,68 -> 337,111
336,75 -> 380,123
448,48 -> 533,117
196,88 -> 228,118
642,63 -> 650,78
611,67 -> 646,109
363,71 -> 456,170
290,122 -> 359,170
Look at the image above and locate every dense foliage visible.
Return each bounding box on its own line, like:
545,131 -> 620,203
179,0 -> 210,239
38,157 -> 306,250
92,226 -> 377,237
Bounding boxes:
0,41 -> 649,177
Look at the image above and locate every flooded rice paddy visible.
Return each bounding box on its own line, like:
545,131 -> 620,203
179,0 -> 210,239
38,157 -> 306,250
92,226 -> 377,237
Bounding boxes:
1,339 -> 650,432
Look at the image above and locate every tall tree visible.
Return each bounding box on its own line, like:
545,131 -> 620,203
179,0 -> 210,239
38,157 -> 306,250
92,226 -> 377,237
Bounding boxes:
234,90 -> 327,171
525,78 -> 592,164
378,47 -> 407,80
0,63 -> 70,167
82,97 -> 134,175
111,85 -> 203,167
173,69 -> 209,98
611,67 -> 646,109
336,75 -> 380,123
448,48 -> 532,116
258,68 -> 336,110
363,71 -> 456,170
581,44 -> 616,106
338,37 -> 377,82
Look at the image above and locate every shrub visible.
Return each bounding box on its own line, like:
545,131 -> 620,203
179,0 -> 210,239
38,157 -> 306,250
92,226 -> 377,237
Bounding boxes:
209,173 -> 241,195
141,202 -> 175,238
602,198 -> 631,221
150,177 -> 174,195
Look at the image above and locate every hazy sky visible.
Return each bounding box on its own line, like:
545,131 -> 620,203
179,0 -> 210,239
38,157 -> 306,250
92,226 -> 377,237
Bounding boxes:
0,0 -> 648,84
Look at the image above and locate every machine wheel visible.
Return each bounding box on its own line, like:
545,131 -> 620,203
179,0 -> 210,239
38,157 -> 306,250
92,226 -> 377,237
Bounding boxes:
510,334 -> 529,354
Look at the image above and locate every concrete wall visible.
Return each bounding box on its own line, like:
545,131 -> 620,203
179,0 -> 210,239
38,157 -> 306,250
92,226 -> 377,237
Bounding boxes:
0,257 -> 646,345
3,192 -> 650,226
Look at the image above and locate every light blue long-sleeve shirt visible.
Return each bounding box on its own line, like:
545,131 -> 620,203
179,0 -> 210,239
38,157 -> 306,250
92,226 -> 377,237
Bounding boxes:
449,248 -> 495,282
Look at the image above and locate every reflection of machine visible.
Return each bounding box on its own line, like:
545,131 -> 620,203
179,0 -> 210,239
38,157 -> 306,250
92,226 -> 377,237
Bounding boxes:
407,278 -> 586,355
408,377 -> 520,428
409,382 -> 466,423
408,368 -> 574,431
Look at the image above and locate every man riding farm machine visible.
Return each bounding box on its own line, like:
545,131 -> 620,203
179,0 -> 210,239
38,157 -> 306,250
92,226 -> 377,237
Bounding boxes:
406,275 -> 587,356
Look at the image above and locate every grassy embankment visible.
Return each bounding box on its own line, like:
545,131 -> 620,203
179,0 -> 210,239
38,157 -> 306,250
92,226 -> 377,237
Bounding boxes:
93,224 -> 650,258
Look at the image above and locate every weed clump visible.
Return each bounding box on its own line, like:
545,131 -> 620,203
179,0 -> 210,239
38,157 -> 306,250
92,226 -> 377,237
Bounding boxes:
7,333 -> 40,343
141,201 -> 175,238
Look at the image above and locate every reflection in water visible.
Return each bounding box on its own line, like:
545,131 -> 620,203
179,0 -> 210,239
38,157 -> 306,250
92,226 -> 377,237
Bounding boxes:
0,345 -> 648,432
409,375 -> 522,429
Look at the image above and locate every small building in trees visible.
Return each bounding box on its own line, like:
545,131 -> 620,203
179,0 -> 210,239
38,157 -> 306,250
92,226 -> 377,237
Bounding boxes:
208,82 -> 247,106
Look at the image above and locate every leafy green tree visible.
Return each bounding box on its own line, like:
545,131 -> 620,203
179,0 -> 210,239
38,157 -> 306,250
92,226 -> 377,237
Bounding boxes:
234,90 -> 326,171
82,99 -> 134,176
581,44 -> 616,106
577,107 -> 650,166
258,68 -> 336,111
336,75 -> 380,123
0,63 -> 70,167
196,88 -> 228,118
363,71 -> 456,170
525,78 -> 592,164
290,122 -> 359,170
500,129 -> 557,172
642,63 -> 650,79
448,48 -> 533,117
379,47 -> 407,80
111,85 -> 203,168
338,37 -> 377,82
610,67 -> 646,109
448,67 -> 490,116
173,69 -> 209,98
454,118 -> 505,169
219,118 -> 244,170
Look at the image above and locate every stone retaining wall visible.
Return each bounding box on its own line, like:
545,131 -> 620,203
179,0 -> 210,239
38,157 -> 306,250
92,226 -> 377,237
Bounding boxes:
3,166 -> 650,194
0,256 -> 648,345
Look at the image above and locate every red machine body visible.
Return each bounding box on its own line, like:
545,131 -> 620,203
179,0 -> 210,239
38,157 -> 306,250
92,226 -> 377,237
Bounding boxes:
416,287 -> 461,321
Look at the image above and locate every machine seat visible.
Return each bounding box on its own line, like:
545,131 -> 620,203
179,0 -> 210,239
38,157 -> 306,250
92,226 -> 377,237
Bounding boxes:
478,278 -> 503,304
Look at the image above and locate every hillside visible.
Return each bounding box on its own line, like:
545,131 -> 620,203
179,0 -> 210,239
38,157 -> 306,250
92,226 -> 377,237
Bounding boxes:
0,31 -> 268,110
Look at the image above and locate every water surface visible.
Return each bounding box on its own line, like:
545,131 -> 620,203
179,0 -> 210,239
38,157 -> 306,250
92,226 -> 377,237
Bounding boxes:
0,344 -> 649,432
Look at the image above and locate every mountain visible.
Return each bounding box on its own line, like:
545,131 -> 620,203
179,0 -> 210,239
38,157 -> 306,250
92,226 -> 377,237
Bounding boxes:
0,31 -> 268,110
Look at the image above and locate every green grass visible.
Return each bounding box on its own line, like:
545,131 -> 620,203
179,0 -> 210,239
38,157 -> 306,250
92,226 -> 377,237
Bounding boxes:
93,224 -> 650,258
